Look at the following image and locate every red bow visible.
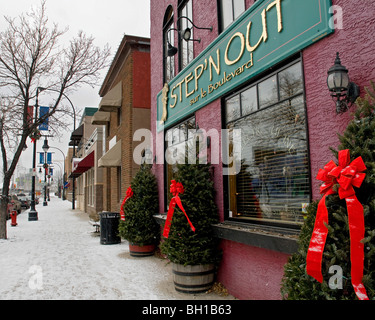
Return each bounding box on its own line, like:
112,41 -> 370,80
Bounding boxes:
163,180 -> 195,238
306,149 -> 368,300
120,186 -> 133,221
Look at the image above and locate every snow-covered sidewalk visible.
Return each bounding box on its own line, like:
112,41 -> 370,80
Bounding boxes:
0,196 -> 234,300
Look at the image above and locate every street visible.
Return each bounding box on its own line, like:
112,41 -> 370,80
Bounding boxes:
0,196 -> 234,300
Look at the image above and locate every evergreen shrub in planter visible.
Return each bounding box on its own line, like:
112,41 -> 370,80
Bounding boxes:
281,82 -> 375,300
118,164 -> 160,257
160,160 -> 221,293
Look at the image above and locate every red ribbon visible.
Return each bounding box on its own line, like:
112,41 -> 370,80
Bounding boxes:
163,180 -> 195,238
120,186 -> 133,221
306,149 -> 369,300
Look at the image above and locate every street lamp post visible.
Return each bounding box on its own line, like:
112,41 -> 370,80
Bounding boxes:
42,137 -> 49,206
28,87 -> 43,221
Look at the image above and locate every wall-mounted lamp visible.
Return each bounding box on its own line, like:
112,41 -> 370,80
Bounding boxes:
167,16 -> 212,57
327,52 -> 360,114
167,28 -> 179,57
178,16 -> 212,43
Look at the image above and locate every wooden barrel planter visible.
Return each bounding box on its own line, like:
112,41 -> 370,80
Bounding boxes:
129,243 -> 155,257
172,263 -> 215,294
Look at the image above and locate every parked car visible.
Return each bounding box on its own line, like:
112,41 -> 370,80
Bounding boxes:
10,195 -> 21,214
17,193 -> 30,209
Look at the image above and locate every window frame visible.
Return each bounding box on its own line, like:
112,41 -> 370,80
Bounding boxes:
222,55 -> 311,230
163,115 -> 196,211
217,0 -> 246,33
178,0 -> 194,71
86,168 -> 94,207
117,166 -> 122,203
163,5 -> 176,83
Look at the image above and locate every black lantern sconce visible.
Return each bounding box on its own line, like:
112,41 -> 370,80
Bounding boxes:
167,16 -> 212,57
327,52 -> 360,114
167,28 -> 179,57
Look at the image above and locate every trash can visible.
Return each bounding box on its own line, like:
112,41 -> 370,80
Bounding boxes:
99,212 -> 121,245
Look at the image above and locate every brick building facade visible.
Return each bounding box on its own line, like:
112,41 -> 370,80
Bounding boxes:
95,35 -> 151,213
150,0 -> 375,299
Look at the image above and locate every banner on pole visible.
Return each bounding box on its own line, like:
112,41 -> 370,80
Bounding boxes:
47,152 -> 52,164
39,106 -> 49,131
27,106 -> 34,128
39,152 -> 52,164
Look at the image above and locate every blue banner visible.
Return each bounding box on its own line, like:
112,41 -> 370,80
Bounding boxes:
39,152 -> 52,164
47,152 -> 52,164
39,106 -> 49,131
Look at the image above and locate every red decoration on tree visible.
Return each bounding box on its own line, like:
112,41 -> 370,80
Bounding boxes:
306,149 -> 369,300
163,180 -> 195,239
120,186 -> 133,221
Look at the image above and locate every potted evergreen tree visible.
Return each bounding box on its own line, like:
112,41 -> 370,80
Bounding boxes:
118,164 -> 160,257
281,82 -> 375,300
160,159 -> 221,294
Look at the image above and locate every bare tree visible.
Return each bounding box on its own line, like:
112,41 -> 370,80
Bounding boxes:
0,0 -> 110,239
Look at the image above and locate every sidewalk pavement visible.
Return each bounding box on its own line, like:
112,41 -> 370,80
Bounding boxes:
0,195 -> 235,300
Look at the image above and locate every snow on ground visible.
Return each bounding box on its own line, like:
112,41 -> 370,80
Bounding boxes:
0,196 -> 234,300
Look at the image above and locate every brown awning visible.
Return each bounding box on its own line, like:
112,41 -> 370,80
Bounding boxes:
69,151 -> 95,178
91,111 -> 111,125
98,140 -> 121,167
98,81 -> 122,112
70,124 -> 84,141
69,124 -> 84,146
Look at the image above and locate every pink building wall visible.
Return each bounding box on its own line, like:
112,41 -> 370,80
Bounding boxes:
150,0 -> 375,300
218,241 -> 289,300
304,0 -> 375,199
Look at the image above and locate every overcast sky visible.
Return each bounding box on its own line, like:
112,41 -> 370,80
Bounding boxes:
0,0 -> 150,180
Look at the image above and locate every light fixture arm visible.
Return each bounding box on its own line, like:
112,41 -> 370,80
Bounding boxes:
177,16 -> 212,32
166,17 -> 213,56
177,16 -> 212,43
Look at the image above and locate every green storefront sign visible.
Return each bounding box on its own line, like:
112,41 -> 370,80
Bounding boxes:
157,0 -> 333,132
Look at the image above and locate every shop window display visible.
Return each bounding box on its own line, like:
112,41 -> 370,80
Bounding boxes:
225,60 -> 309,226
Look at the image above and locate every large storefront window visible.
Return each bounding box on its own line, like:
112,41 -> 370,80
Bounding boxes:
86,168 -> 94,206
165,116 -> 196,204
225,60 -> 310,226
